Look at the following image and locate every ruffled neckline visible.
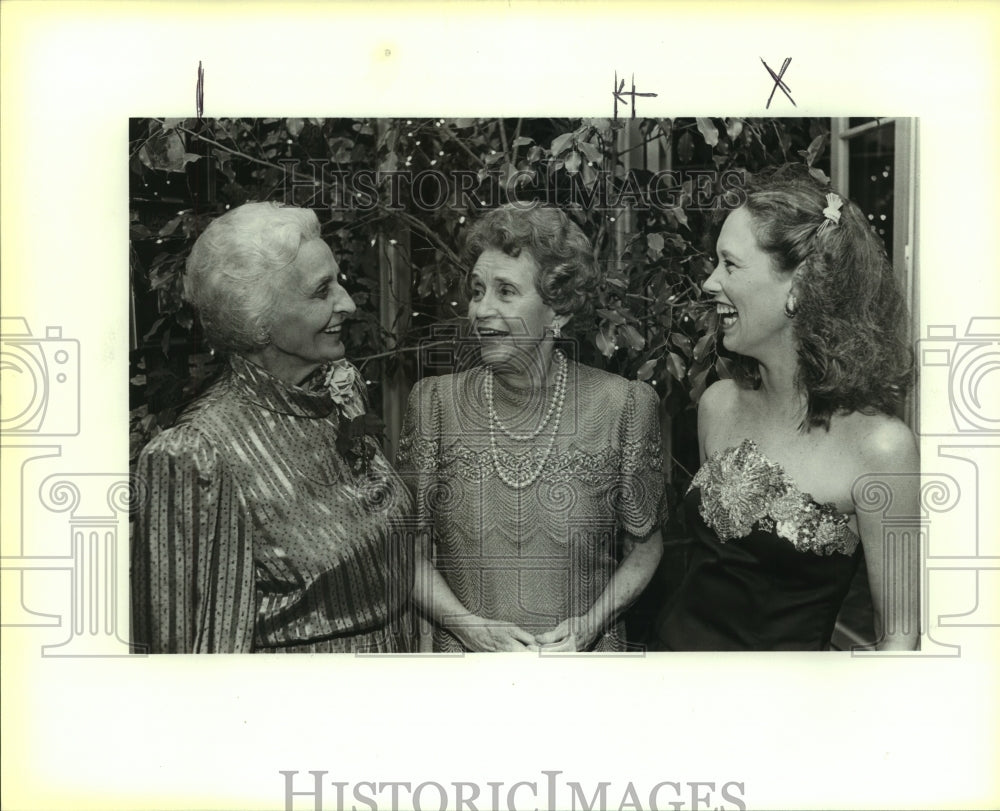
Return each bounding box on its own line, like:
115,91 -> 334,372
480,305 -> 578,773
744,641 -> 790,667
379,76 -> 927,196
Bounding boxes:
689,438 -> 860,557
227,354 -> 337,419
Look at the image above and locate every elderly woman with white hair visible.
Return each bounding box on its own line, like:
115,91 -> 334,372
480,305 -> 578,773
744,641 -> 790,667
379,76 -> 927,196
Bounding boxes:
132,202 -> 413,653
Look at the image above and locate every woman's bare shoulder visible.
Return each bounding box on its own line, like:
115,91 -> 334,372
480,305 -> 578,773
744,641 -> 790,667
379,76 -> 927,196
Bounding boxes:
698,378 -> 741,423
696,379 -> 744,457
836,410 -> 919,474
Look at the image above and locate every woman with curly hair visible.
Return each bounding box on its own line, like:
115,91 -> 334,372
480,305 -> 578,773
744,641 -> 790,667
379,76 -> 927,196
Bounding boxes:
654,166 -> 919,651
397,203 -> 666,652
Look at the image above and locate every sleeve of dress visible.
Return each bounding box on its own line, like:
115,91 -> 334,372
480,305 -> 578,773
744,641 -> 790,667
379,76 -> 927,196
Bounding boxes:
131,424 -> 256,653
617,381 -> 667,539
395,377 -> 441,534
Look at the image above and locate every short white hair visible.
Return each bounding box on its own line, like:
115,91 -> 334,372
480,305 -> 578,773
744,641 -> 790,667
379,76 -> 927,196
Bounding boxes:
183,202 -> 321,353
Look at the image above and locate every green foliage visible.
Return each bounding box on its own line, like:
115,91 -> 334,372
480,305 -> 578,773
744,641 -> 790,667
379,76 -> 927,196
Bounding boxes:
129,116 -> 830,492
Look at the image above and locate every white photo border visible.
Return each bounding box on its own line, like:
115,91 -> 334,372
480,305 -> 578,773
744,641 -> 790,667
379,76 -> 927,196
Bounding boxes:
2,2 -> 999,810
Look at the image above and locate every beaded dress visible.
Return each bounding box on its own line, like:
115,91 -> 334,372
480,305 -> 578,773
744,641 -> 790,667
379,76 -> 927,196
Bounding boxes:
396,358 -> 666,652
655,439 -> 862,651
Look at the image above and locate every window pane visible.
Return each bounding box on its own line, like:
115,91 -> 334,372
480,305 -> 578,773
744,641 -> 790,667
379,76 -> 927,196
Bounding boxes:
847,121 -> 895,261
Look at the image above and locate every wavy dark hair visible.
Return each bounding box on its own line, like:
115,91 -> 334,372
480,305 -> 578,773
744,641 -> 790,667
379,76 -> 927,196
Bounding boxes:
461,203 -> 599,322
725,164 -> 913,429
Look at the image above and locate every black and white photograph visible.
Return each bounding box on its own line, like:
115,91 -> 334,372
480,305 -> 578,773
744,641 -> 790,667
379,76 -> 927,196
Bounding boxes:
127,116 -> 919,655
2,2 -> 999,810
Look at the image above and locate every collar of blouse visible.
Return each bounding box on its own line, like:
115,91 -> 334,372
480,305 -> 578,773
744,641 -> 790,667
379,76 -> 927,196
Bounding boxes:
228,353 -> 338,419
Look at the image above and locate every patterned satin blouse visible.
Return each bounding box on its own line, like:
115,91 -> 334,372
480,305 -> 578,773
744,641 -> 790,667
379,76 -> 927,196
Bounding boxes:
655,439 -> 862,651
131,354 -> 414,654
396,360 -> 666,652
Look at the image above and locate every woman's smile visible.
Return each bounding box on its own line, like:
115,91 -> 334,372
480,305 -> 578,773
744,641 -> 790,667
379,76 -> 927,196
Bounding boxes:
252,238 -> 357,385
702,207 -> 794,359
474,325 -> 512,337
467,248 -> 562,377
716,302 -> 739,329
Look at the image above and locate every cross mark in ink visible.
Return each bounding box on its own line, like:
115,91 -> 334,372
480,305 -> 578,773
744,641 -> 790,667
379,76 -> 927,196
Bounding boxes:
613,71 -> 658,120
760,57 -> 795,109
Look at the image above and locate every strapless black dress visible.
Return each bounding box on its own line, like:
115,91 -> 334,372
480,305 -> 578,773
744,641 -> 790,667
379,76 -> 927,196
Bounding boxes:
654,439 -> 861,651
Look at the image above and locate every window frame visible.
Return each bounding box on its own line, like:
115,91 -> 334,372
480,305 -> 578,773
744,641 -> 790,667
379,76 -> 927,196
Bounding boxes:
830,117 -> 919,429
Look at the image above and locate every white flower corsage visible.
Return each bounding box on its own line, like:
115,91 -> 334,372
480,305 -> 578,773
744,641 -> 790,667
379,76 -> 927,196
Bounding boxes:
325,359 -> 366,420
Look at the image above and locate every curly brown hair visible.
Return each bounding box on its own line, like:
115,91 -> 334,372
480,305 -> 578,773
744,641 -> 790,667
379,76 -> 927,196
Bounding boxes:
461,203 -> 599,322
725,164 -> 913,429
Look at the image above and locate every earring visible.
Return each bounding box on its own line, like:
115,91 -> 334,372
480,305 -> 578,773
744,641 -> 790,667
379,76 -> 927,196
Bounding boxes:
784,295 -> 797,318
254,328 -> 272,346
548,322 -> 562,339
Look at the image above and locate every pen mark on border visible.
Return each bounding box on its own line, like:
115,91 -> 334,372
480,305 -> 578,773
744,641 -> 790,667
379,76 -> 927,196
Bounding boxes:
196,61 -> 204,120
612,71 -> 658,120
760,57 -> 795,109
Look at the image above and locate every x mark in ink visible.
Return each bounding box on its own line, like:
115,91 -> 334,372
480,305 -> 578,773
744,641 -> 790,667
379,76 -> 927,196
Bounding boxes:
760,57 -> 796,109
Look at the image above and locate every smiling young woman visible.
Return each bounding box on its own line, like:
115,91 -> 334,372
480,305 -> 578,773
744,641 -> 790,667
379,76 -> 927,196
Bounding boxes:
654,166 -> 919,652
706,206 -> 798,365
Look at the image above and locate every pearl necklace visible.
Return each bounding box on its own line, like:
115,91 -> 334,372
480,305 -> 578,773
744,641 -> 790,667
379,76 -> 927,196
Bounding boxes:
485,350 -> 568,490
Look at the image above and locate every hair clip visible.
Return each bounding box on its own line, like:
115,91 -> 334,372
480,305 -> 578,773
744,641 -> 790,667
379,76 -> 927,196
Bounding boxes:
818,192 -> 843,234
